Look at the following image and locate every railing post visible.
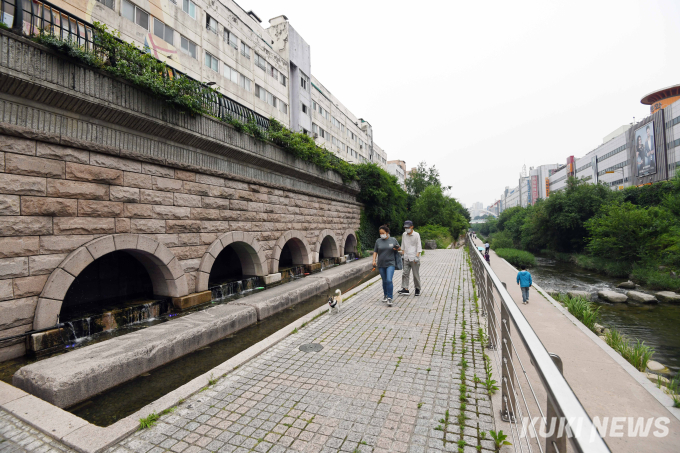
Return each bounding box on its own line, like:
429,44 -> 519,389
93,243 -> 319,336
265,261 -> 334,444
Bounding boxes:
500,298 -> 516,422
486,271 -> 496,350
12,0 -> 24,34
547,353 -> 567,453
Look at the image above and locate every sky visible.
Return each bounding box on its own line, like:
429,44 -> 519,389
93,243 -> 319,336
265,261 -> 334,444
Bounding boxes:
238,0 -> 680,207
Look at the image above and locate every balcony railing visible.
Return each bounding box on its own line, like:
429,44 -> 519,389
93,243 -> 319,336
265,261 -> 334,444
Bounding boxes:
2,0 -> 270,130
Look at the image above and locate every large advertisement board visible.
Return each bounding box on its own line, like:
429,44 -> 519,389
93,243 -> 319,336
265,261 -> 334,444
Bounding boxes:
531,175 -> 539,205
545,178 -> 550,197
635,122 -> 657,177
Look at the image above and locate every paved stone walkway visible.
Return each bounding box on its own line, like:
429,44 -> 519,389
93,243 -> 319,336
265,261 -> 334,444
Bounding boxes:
1,250 -> 497,452
0,410 -> 74,453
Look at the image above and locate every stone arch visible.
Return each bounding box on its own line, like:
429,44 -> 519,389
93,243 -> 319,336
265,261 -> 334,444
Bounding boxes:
34,234 -> 189,330
270,231 -> 312,274
312,229 -> 340,262
196,232 -> 268,292
340,230 -> 358,256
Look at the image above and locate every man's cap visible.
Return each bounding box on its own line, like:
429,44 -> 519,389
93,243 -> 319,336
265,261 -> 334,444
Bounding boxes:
403,220 -> 413,227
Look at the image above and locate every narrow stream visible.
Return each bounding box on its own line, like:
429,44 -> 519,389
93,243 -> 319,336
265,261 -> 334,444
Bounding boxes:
532,256 -> 680,375
0,267 -> 376,427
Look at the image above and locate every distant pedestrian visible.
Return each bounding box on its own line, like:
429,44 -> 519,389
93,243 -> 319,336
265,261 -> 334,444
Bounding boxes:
373,225 -> 400,307
516,265 -> 533,304
484,251 -> 490,263
398,220 -> 422,297
485,241 -> 490,254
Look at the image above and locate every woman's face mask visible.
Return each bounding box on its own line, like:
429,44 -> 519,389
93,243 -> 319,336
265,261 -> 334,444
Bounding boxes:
380,233 -> 387,239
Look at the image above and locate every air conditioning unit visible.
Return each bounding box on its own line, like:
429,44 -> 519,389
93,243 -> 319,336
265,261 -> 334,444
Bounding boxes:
313,133 -> 319,138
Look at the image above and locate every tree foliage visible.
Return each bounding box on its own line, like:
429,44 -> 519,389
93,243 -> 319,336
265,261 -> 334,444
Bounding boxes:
412,186 -> 468,239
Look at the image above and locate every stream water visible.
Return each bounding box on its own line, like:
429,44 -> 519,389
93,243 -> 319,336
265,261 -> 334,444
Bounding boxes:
0,266 -> 377,427
531,256 -> 680,376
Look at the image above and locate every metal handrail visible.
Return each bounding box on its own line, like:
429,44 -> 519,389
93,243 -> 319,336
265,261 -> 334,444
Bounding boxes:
466,233 -> 611,453
4,0 -> 270,129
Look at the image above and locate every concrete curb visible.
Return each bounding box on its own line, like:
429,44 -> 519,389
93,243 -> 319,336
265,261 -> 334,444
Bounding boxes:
497,257 -> 680,422
0,266 -> 381,453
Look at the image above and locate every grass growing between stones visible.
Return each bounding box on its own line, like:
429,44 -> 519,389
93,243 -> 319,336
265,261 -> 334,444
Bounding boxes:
138,407 -> 175,430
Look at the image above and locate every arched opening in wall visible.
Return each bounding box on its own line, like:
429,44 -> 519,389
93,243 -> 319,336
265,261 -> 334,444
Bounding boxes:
319,236 -> 339,269
279,238 -> 308,279
344,234 -> 358,260
60,251 -> 172,340
208,242 -> 263,300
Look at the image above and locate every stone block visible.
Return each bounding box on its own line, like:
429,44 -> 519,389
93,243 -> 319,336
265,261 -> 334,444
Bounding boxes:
39,235 -> 94,254
86,236 -> 116,259
0,136 -> 35,155
224,180 -> 249,190
33,298 -> 61,329
78,200 -> 124,217
140,189 -> 174,206
151,176 -> 182,192
36,142 -> 89,163
195,271 -> 209,290
202,196 -> 230,209
40,268 -> 75,300
626,290 -> 657,304
13,275 -> 49,298
59,247 -> 94,277
190,208 -> 220,220
29,254 -> 67,276
200,221 -> 230,233
656,291 -> 680,303
172,290 -> 212,310
178,233 -> 200,246
208,186 -> 235,199
153,205 -> 191,220
5,154 -> 64,178
200,232 -> 219,245
115,218 -> 131,233
0,194 -> 20,215
566,291 -> 594,301
151,234 -> 179,247
195,174 -> 224,186
0,297 -> 38,330
21,196 -> 77,216
15,303 -> 257,408
124,171 -> 152,189
305,263 -> 322,274
47,180 -> 109,200
0,279 -> 13,301
263,273 -> 281,285
90,152 -> 141,172
248,202 -> 264,213
219,210 -> 242,221
65,162 -> 123,185
597,290 -> 628,303
136,235 -> 160,255
110,186 -> 140,203
180,258 -> 201,273
174,169 -> 195,181
130,219 -> 165,234
171,246 -> 208,260
53,217 -> 115,235
183,182 -> 210,196
617,281 -> 636,289
142,162 -> 174,178
123,203 -> 154,218
174,193 -> 202,207
0,216 -> 52,236
0,173 -> 46,196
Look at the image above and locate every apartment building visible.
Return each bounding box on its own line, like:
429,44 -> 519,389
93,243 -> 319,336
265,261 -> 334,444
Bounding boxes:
386,160 -> 407,187
50,0 -> 386,167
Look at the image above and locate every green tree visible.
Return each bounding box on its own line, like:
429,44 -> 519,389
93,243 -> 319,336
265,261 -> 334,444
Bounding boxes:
405,162 -> 450,199
412,186 -> 468,238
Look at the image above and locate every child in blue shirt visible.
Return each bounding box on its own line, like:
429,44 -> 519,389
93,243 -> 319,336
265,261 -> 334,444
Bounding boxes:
516,265 -> 533,304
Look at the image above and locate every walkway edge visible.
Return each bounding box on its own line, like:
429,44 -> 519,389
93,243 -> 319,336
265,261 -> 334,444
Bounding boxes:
498,257 -> 680,422
0,272 -> 382,453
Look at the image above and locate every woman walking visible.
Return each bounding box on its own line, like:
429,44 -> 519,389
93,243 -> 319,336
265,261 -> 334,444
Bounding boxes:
373,225 -> 400,307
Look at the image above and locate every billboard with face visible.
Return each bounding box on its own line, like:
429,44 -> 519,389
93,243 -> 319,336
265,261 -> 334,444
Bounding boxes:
635,122 -> 656,177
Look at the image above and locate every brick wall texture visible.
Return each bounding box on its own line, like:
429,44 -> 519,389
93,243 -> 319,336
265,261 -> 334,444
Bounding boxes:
0,134 -> 361,361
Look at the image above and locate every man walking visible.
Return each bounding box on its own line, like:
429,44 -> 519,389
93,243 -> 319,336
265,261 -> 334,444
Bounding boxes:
516,265 -> 533,304
398,220 -> 422,296
485,241 -> 490,254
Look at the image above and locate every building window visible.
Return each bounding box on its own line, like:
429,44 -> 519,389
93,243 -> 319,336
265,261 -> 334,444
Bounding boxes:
279,101 -> 288,114
180,36 -> 197,59
268,63 -> 279,81
255,85 -> 276,107
225,64 -> 239,85
122,0 -> 149,30
240,41 -> 251,59
182,0 -> 196,19
206,14 -> 218,34
239,75 -> 251,92
205,52 -> 219,72
312,101 -> 317,111
254,53 -> 267,71
224,29 -> 238,49
281,74 -> 287,87
300,73 -> 309,91
153,18 -> 174,44
96,0 -> 114,10
301,102 -> 308,115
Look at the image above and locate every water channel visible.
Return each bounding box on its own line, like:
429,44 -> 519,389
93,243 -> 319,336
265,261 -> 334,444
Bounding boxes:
0,265 -> 377,427
531,256 -> 680,376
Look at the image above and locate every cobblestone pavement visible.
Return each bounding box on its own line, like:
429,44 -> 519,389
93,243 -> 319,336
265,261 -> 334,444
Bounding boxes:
1,250 -> 497,452
0,410 -> 75,453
